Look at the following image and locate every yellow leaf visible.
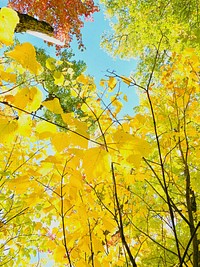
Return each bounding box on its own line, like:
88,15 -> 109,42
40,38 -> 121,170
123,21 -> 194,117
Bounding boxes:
68,131 -> 88,148
102,217 -> 116,233
61,113 -> 74,126
43,98 -> 63,114
35,120 -> 57,139
53,71 -> 64,86
111,98 -> 123,115
0,7 -> 19,45
63,199 -> 73,213
13,87 -> 43,112
76,260 -> 90,267
120,75 -> 132,85
42,155 -> 62,164
35,222 -> 43,231
73,119 -> 89,139
56,60 -> 63,66
61,114 -> 89,148
93,236 -> 104,253
43,204 -> 55,213
66,61 -> 73,66
53,245 -> 66,263
81,103 -> 90,114
82,148 -> 110,179
113,129 -> 151,167
78,236 -> 90,254
17,115 -> 32,136
0,69 -> 16,83
69,170 -> 83,190
99,79 -> 106,87
51,132 -> 70,152
25,191 -> 44,207
8,175 -> 32,194
94,258 -> 102,267
108,77 -> 117,90
0,118 -> 18,143
45,57 -> 56,70
123,94 -> 128,102
76,74 -> 89,84
6,43 -> 43,75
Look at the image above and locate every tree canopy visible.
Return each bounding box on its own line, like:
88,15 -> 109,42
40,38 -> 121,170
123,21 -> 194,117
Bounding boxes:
8,0 -> 99,48
0,2 -> 199,267
100,0 -> 200,58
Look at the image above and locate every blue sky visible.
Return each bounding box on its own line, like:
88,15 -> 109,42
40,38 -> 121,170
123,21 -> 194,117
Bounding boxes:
1,0 -> 138,115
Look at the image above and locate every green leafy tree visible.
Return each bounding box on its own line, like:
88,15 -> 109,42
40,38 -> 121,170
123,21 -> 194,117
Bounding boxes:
100,0 -> 200,59
100,0 -> 200,86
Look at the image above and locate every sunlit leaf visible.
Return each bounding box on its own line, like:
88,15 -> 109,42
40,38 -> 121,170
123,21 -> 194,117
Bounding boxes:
76,74 -> 89,84
43,98 -> 63,114
108,77 -> 117,90
46,57 -> 56,70
53,70 -> 64,86
0,69 -> 16,83
6,43 -> 43,75
0,118 -> 18,143
99,79 -> 106,87
35,120 -> 57,139
0,7 -> 19,45
13,87 -> 43,112
51,132 -> 70,152
120,75 -> 132,85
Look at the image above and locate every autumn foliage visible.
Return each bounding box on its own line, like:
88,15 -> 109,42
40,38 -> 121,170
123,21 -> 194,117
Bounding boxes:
0,5 -> 200,267
8,0 -> 99,48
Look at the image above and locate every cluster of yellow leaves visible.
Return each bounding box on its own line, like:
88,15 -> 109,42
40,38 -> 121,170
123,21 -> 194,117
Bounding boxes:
100,76 -> 117,91
45,57 -> 74,86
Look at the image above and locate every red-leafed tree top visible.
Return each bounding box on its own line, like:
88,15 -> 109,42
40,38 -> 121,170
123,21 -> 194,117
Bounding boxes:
8,0 -> 99,48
